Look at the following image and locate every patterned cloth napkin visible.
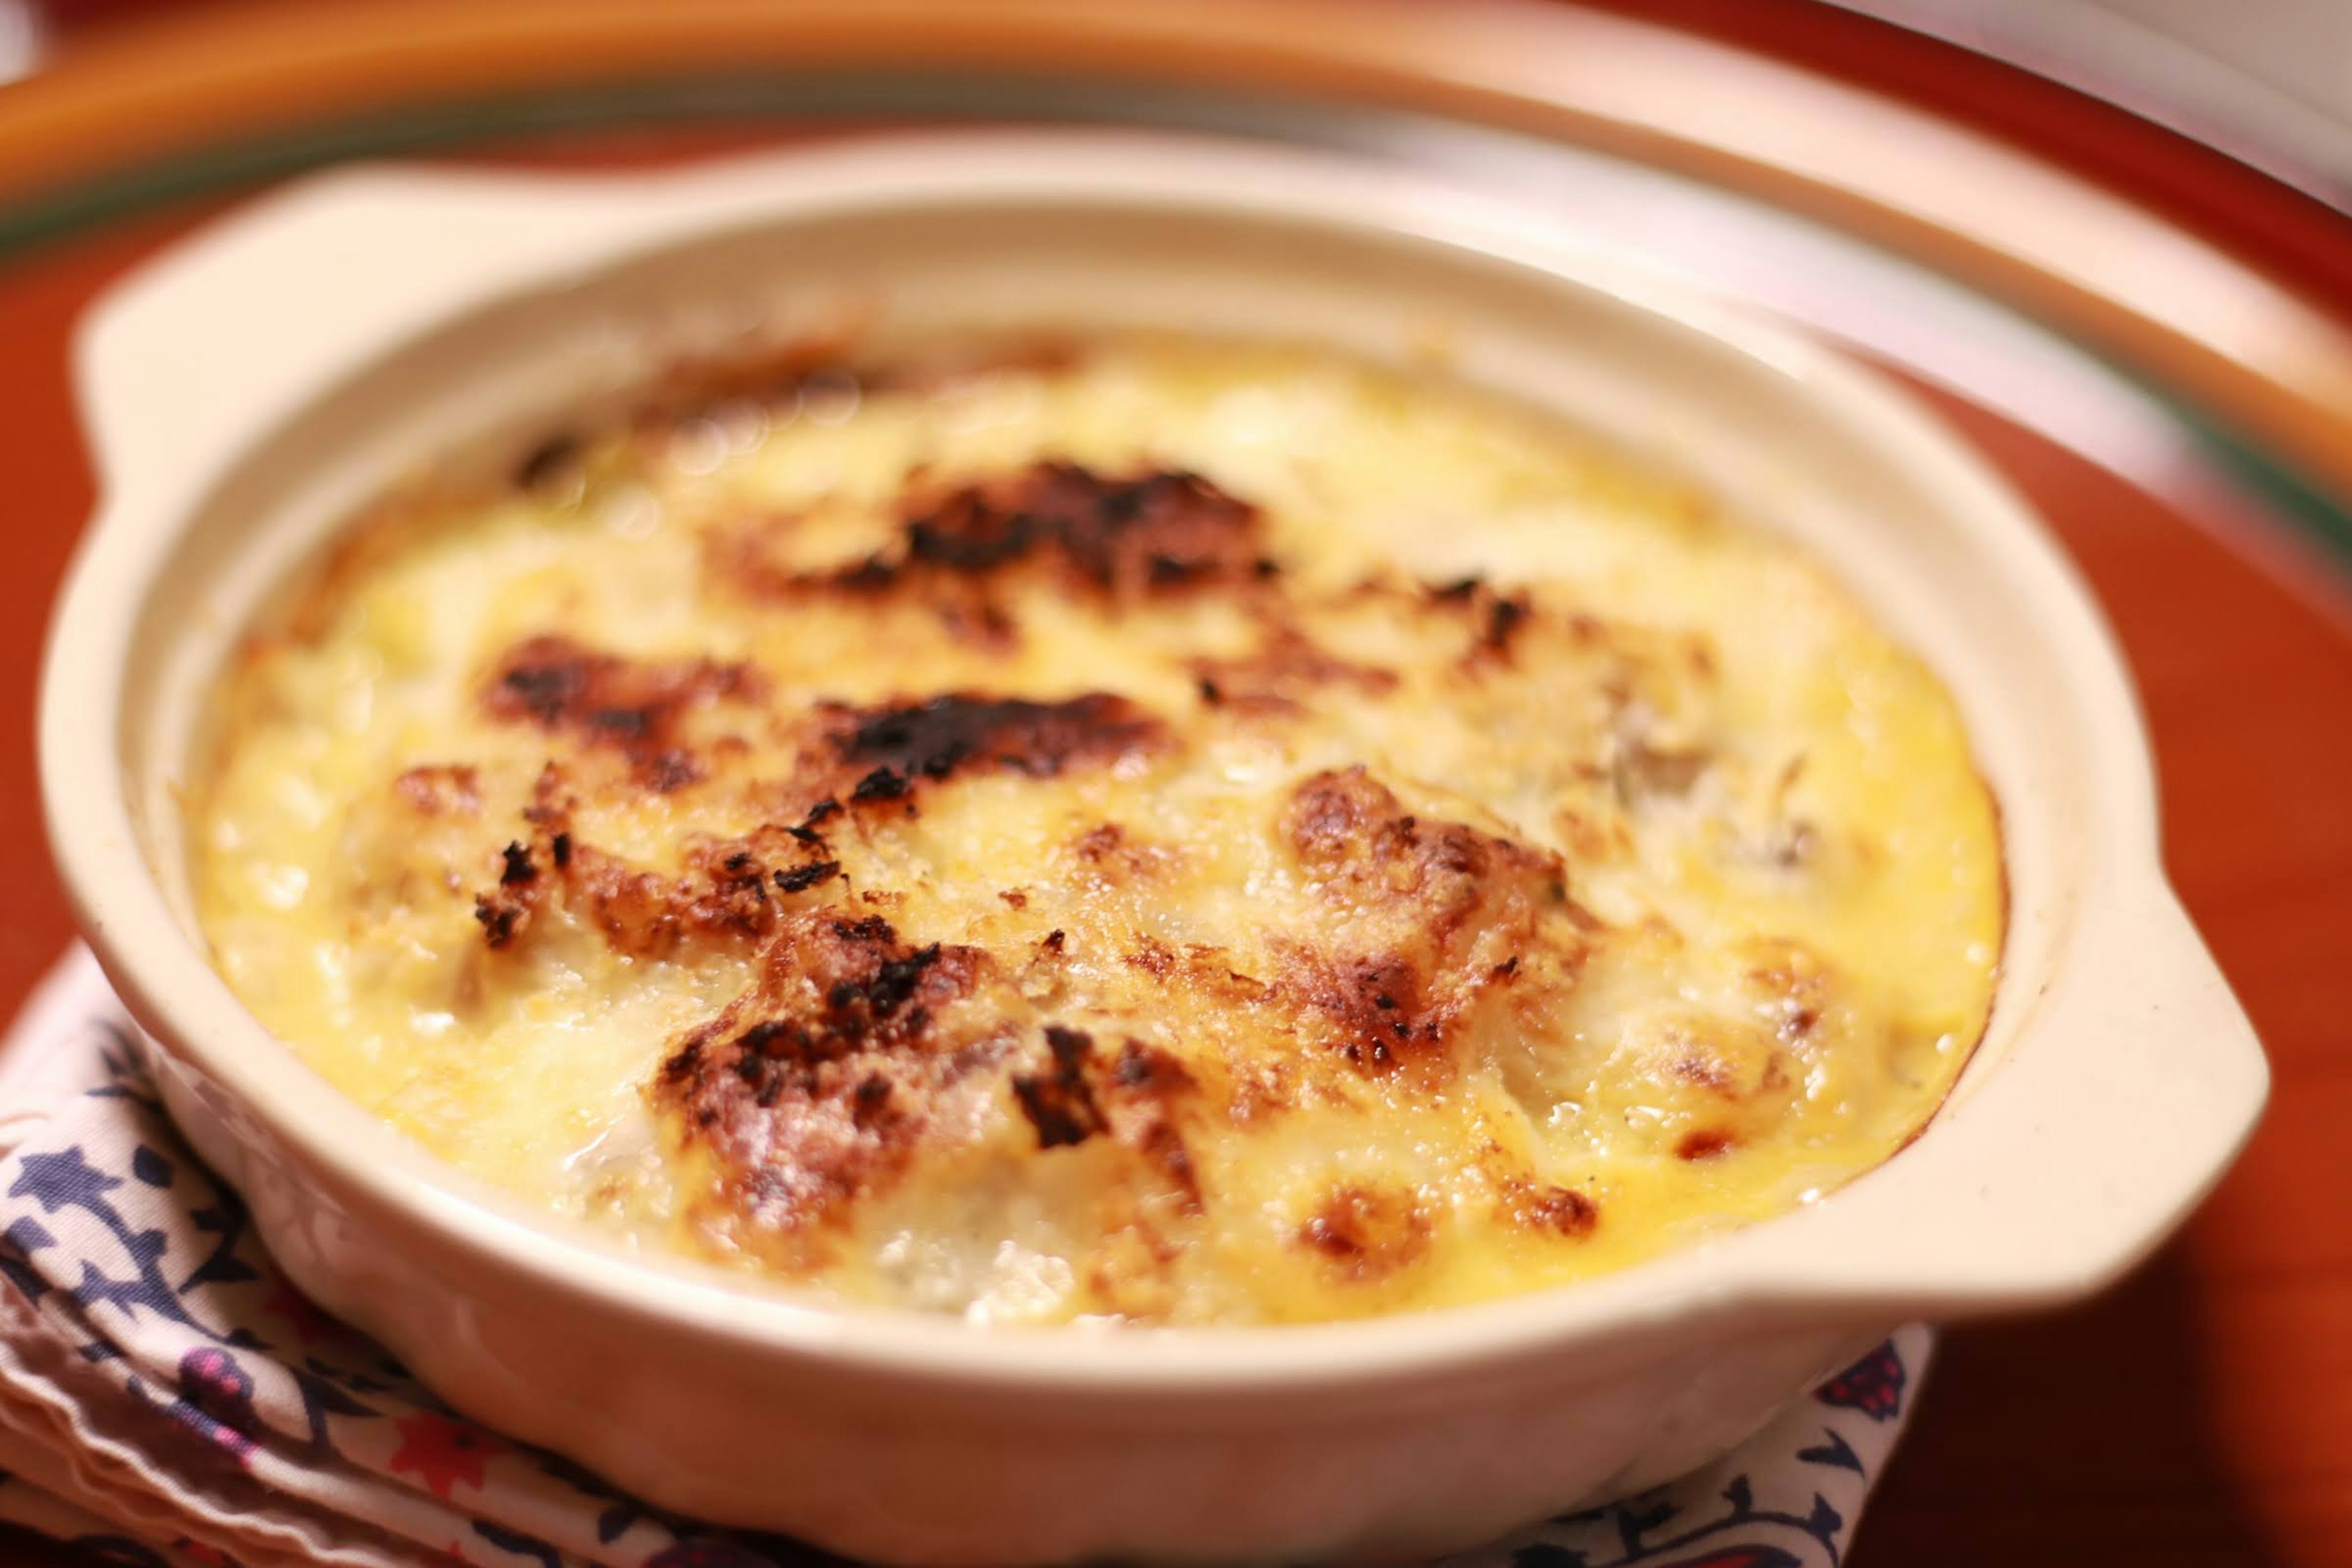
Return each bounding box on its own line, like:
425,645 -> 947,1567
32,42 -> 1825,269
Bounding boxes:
0,949 -> 1929,1568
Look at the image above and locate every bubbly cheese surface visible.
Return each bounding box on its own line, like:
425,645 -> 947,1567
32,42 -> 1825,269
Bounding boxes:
194,336 -> 2002,1325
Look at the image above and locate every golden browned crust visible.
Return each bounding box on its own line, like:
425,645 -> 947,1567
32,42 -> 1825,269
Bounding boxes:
440,446 -> 1623,1296
1302,1184 -> 1432,1281
392,764 -> 480,816
200,315 -> 2016,1330
1506,1182 -> 1600,1238
1275,766 -> 1577,1079
654,912 -> 998,1253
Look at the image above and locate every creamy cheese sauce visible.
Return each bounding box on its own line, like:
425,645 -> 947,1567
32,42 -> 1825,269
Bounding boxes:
193,337 -> 2002,1325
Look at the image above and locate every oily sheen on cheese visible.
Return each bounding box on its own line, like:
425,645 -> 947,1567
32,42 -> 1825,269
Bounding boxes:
193,337 -> 2002,1325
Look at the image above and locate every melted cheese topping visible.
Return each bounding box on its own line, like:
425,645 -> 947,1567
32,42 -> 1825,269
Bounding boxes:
193,337 -> 2001,1325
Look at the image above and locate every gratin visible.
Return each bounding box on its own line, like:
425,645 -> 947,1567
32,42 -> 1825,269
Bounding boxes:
192,336 -> 2001,1326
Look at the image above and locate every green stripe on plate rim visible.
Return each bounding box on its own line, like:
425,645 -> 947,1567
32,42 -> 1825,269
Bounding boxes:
4,66 -> 2347,572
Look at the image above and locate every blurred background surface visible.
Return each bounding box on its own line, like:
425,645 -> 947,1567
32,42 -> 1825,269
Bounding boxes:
1841,0 -> 2352,199
0,3 -> 2346,1566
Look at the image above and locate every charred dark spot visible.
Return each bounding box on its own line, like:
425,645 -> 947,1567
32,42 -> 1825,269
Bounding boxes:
473,896 -> 523,948
1430,575 -> 1482,603
550,831 -> 573,870
1427,578 -> 1541,666
473,828 -> 559,951
851,1074 -> 894,1130
850,766 -> 909,804
835,692 -> 1166,788
1042,929 -> 1066,954
1044,1023 -> 1093,1065
666,924 -> 949,1087
662,1039 -> 708,1088
836,556 -> 897,590
791,462 -> 1265,604
906,507 -> 1039,573
1483,594 -> 1530,652
482,635 -> 761,793
513,431 -> 584,494
1197,677 -> 1223,706
495,662 -> 581,726
862,945 -> 942,1018
650,907 -> 998,1246
739,1019 -> 805,1058
708,850 -> 771,900
1012,1025 -> 1107,1149
774,859 -> 842,894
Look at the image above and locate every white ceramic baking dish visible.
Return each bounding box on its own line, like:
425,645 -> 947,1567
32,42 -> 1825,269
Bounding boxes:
39,132 -> 2266,1564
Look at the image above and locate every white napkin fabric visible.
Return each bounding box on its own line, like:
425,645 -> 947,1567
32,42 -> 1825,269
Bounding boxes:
0,948 -> 1931,1568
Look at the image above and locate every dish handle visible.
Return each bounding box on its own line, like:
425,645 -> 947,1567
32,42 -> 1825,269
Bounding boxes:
1771,875 -> 2268,1316
72,165 -> 635,500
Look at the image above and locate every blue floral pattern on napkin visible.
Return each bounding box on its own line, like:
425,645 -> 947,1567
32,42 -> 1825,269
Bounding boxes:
0,952 -> 1928,1568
